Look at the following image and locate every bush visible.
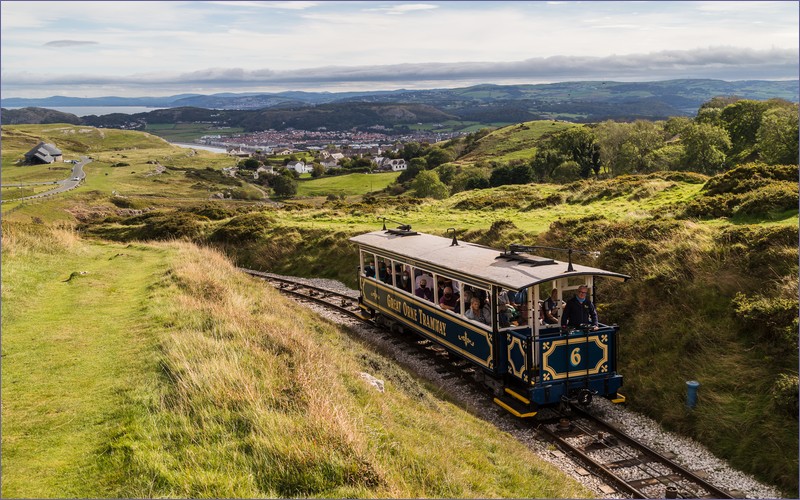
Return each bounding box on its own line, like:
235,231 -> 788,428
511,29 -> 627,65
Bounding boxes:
703,162 -> 798,196
183,203 -> 236,221
731,292 -> 798,349
733,183 -> 799,216
771,373 -> 800,418
598,238 -> 656,276
210,212 -> 273,242
138,212 -> 207,241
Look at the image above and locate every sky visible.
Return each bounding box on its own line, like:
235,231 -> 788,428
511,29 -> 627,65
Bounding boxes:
1,0 -> 798,98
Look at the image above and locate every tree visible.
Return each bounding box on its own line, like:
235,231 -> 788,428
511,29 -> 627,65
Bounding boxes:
239,157 -> 260,170
411,170 -> 449,199
594,120 -> 630,177
551,127 -> 600,178
268,172 -> 298,197
719,99 -> 769,158
311,163 -> 326,178
530,148 -> 567,182
401,142 -> 424,160
424,148 -> 454,168
617,120 -> 665,173
682,123 -> 732,174
757,106 -> 799,165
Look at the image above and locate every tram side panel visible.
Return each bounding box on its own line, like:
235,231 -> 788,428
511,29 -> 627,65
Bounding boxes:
360,277 -> 498,373
530,327 -> 623,405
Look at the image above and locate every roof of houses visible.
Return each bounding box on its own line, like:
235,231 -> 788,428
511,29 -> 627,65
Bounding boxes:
24,142 -> 62,163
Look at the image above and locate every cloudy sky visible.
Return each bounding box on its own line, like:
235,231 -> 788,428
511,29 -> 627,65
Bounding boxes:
2,1 -> 798,98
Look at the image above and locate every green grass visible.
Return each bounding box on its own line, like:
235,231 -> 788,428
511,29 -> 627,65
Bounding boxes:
1,224 -> 174,497
297,172 -> 401,197
1,223 -> 593,498
460,120 -> 575,163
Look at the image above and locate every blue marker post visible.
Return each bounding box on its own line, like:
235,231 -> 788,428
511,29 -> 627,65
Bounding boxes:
686,380 -> 700,409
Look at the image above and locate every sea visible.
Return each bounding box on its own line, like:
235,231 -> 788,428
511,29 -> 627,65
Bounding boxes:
3,106 -> 165,117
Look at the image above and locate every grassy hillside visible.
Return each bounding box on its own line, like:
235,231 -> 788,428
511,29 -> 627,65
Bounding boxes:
2,123 -> 797,496
1,222 -> 591,498
458,120 -> 575,163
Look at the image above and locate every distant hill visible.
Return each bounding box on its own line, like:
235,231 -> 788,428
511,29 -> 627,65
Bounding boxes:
3,79 -> 797,130
1,107 -> 82,125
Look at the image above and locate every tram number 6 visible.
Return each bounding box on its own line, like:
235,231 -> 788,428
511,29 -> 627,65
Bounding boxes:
570,347 -> 581,367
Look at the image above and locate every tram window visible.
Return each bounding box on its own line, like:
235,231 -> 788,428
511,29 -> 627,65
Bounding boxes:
436,275 -> 461,314
361,251 -> 376,278
413,267 -> 434,302
462,285 -> 491,326
395,263 -> 412,293
377,257 -> 392,285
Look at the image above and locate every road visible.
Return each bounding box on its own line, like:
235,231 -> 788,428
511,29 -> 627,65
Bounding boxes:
0,157 -> 91,203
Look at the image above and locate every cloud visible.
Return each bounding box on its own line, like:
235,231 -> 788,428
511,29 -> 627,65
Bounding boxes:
3,47 -> 797,95
365,4 -> 439,15
205,1 -> 318,9
43,40 -> 99,48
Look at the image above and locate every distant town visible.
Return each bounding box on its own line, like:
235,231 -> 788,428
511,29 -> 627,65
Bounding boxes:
195,127 -> 464,155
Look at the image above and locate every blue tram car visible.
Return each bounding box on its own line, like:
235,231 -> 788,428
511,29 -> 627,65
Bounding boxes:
350,227 -> 630,417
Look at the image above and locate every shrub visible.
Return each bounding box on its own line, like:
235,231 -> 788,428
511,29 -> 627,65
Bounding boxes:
771,373 -> 799,418
210,212 -> 273,242
183,203 -> 236,221
703,162 -> 798,196
598,238 -> 656,276
731,292 -> 798,349
733,183 -> 799,216
138,212 -> 207,241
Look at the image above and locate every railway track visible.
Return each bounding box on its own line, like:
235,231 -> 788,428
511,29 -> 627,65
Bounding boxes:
241,268 -> 737,499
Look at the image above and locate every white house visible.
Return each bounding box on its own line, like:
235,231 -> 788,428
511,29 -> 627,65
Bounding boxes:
384,158 -> 407,171
321,158 -> 340,169
287,160 -> 313,174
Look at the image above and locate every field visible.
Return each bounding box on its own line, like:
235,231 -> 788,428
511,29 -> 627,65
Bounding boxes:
297,172 -> 401,197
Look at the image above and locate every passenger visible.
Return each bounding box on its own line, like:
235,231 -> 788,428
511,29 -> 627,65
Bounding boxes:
364,261 -> 375,278
378,262 -> 391,284
542,288 -> 562,325
498,290 -> 519,326
465,296 -> 491,325
399,269 -> 412,293
415,278 -> 434,302
439,286 -> 461,313
415,272 -> 433,290
561,285 -> 599,331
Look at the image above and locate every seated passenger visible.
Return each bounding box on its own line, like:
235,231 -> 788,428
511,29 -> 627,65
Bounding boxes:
498,290 -> 519,326
378,262 -> 391,284
465,297 -> 491,325
398,270 -> 412,293
542,288 -> 562,325
415,278 -> 434,302
364,262 -> 375,278
439,286 -> 461,313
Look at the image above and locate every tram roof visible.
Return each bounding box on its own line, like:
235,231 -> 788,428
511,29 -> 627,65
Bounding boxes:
350,230 -> 630,290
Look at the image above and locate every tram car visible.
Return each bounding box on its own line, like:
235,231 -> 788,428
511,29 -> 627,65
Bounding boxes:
350,225 -> 630,417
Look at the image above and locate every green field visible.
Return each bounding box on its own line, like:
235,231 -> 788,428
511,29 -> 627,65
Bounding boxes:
297,172 -> 401,197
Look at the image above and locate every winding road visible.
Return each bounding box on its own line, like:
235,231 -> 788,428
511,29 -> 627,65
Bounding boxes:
0,157 -> 91,203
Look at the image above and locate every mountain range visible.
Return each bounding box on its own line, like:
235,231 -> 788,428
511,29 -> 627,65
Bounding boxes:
2,80 -> 797,131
